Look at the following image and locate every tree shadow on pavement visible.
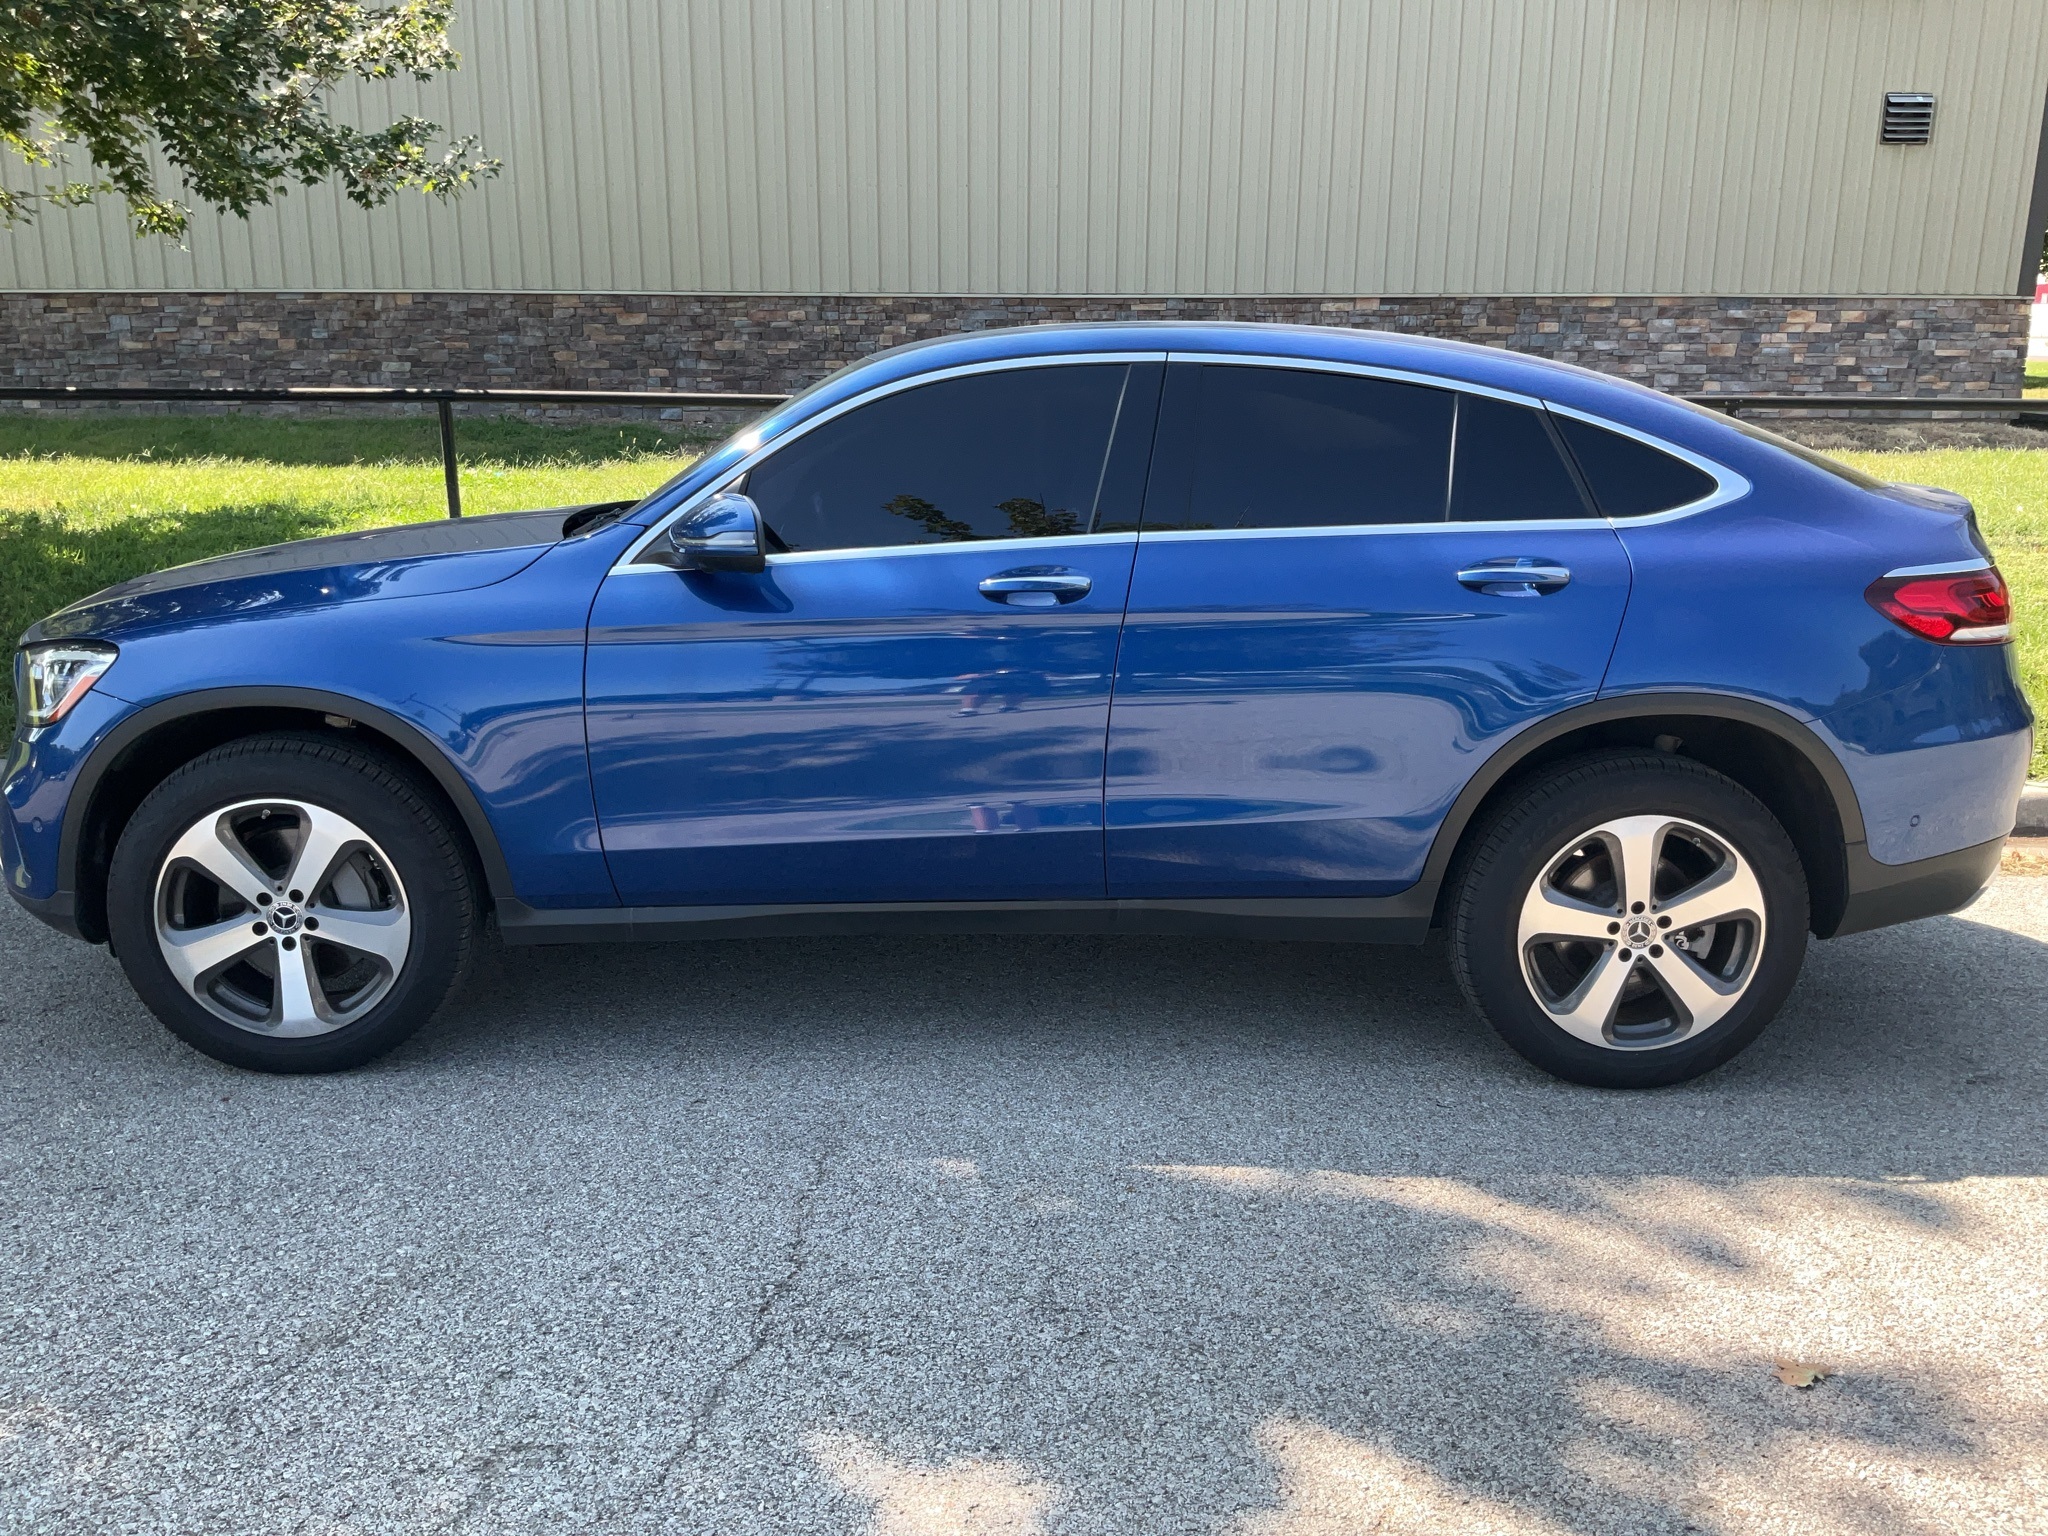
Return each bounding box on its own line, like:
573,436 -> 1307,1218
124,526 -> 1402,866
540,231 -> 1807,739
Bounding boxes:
412,899 -> 2048,1533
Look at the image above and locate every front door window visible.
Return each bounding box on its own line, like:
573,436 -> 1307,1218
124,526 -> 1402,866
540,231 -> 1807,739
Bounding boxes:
747,364 -> 1140,550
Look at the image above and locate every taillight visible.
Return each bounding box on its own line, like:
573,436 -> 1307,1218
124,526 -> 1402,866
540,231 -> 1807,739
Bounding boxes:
1864,566 -> 2011,645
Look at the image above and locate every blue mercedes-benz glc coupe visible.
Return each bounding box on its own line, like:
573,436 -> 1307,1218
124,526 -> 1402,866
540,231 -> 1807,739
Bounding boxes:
5,324 -> 2031,1085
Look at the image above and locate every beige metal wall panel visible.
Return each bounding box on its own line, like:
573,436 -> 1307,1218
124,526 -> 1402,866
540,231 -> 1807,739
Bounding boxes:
4,0 -> 2046,297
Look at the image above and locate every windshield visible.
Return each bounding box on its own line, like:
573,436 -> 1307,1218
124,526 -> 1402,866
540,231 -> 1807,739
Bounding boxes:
624,359 -> 863,512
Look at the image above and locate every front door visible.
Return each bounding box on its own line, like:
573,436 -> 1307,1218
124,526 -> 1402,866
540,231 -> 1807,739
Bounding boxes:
586,360 -> 1161,907
1106,361 -> 1634,898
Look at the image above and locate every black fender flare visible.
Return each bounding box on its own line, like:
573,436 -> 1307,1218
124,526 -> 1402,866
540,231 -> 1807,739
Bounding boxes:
57,685 -> 518,916
1412,689 -> 1868,920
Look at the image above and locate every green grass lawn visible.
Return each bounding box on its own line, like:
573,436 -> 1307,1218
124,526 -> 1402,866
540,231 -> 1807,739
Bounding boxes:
0,414 -> 2041,778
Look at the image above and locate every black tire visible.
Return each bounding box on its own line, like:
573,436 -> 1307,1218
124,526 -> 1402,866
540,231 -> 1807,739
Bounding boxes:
107,733 -> 476,1072
1447,751 -> 1809,1088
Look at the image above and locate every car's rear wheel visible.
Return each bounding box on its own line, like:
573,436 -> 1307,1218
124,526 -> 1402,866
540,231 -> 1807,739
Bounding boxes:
107,734 -> 475,1072
1448,752 -> 1809,1088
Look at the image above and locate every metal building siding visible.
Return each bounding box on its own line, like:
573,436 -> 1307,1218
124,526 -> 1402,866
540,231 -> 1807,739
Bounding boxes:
4,0 -> 2046,296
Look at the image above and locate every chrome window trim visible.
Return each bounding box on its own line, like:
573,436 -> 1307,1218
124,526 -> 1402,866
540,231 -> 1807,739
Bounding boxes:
614,347 -> 1752,570
1882,557 -> 1993,578
1137,518 -> 1622,544
613,352 -> 1167,570
767,530 -> 1136,567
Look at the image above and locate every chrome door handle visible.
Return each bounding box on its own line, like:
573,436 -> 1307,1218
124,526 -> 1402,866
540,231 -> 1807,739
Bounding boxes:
978,567 -> 1093,607
1456,558 -> 1572,597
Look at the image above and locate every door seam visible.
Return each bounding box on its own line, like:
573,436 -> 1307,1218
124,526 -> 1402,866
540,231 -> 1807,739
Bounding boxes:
1100,357 -> 1177,898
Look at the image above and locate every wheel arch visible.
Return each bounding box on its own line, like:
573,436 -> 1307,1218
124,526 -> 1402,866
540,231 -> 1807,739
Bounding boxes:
59,686 -> 516,944
1422,692 -> 1866,939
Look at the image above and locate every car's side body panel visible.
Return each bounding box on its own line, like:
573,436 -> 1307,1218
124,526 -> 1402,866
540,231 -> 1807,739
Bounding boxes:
584,535 -> 1139,905
494,693 -> 1999,946
1105,521 -> 1634,896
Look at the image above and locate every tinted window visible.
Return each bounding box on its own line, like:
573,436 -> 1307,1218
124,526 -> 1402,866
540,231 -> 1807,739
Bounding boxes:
1449,395 -> 1594,522
1150,365 -> 1454,530
1554,415 -> 1719,518
747,364 -> 1132,552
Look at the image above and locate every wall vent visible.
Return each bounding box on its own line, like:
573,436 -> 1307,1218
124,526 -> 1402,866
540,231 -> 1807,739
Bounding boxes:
1881,92 -> 1936,145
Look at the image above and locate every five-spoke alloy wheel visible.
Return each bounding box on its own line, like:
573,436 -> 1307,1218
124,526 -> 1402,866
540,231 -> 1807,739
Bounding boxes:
1517,814 -> 1765,1050
108,734 -> 475,1073
154,798 -> 413,1037
1451,752 -> 1809,1088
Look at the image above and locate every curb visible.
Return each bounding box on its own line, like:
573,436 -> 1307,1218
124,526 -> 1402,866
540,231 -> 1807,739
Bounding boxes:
2019,782 -> 2048,837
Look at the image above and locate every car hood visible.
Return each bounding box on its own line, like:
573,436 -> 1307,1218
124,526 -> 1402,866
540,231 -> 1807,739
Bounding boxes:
24,506 -> 594,645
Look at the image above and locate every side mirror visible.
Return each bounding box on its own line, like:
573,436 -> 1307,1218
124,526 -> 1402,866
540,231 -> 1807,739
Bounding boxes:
663,491 -> 767,573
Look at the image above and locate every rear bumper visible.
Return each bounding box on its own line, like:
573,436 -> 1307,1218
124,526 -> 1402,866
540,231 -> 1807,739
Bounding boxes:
1829,834 -> 2006,939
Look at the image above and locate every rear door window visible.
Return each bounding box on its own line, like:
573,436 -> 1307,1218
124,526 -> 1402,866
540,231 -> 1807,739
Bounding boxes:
746,363 -> 1143,552
1142,364 -> 1455,530
1553,415 -> 1720,517
1448,394 -> 1595,522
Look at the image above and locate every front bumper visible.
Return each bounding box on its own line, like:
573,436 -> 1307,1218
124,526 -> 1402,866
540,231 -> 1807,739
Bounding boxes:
3,689 -> 135,943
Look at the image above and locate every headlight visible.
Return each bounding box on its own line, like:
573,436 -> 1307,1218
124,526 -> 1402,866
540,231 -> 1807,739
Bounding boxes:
14,642 -> 118,729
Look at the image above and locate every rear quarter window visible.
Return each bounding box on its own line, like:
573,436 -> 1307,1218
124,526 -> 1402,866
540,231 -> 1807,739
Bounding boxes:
1553,415 -> 1720,518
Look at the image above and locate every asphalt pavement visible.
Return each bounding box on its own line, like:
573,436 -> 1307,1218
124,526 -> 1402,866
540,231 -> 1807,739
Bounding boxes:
3,874 -> 2045,1535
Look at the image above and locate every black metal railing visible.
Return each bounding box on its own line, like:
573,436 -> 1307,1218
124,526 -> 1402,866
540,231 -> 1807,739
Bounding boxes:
0,385 -> 788,518
0,383 -> 2038,520
1683,393 -> 2045,416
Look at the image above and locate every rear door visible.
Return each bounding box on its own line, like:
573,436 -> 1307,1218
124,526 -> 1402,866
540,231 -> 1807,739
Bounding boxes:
586,359 -> 1161,907
1105,360 -> 1633,898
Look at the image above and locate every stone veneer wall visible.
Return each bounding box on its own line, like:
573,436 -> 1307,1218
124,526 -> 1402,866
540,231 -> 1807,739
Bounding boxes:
0,292 -> 2029,397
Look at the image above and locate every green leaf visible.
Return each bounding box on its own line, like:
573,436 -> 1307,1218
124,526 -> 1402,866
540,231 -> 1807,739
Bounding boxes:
0,1 -> 496,236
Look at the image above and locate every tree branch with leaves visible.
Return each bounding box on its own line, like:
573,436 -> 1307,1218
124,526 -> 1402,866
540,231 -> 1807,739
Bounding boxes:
0,0 -> 496,238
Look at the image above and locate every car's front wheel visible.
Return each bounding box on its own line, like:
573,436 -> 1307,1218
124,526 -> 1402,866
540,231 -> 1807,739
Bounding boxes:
107,734 -> 476,1073
1448,752 -> 1810,1088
